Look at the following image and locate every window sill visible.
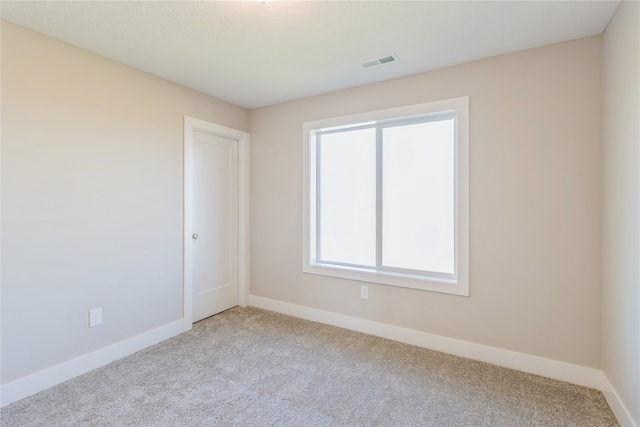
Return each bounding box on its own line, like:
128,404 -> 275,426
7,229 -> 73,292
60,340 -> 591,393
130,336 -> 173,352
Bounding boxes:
303,262 -> 469,296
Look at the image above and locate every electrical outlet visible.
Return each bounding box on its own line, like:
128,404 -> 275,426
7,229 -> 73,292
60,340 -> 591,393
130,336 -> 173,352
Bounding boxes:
89,308 -> 102,328
361,285 -> 369,300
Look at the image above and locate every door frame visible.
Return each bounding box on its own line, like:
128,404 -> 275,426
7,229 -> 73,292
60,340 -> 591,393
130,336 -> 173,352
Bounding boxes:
183,116 -> 250,329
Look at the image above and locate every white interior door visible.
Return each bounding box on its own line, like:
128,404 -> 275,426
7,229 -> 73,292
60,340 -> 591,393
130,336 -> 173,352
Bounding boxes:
192,130 -> 239,322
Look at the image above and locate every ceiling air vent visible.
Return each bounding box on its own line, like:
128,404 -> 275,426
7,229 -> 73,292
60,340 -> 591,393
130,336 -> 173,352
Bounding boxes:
362,54 -> 398,68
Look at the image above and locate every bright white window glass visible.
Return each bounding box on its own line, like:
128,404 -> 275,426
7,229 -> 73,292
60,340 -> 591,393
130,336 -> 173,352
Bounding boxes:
319,128 -> 376,266
382,120 -> 455,274
303,96 -> 469,296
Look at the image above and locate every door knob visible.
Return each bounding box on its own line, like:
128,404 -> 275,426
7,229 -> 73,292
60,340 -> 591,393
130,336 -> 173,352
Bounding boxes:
192,233 -> 199,240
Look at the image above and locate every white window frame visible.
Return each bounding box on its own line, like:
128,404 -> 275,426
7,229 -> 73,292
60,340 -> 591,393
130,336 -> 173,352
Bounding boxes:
302,97 -> 469,296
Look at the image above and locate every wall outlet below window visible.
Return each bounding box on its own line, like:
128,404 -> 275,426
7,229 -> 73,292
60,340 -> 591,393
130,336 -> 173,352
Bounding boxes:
89,308 -> 102,328
361,285 -> 369,300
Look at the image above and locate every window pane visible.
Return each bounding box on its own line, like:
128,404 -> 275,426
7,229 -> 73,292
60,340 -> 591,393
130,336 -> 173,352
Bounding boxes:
320,128 -> 376,267
382,120 -> 455,274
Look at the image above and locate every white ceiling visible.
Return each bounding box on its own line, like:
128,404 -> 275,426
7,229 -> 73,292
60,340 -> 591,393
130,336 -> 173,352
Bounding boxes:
1,1 -> 620,109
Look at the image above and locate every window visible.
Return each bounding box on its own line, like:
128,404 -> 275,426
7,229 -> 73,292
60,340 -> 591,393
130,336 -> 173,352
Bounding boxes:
303,97 -> 469,296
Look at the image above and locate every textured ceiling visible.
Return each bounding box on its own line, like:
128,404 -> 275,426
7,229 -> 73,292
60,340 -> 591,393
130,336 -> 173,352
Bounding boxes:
0,1 -> 621,109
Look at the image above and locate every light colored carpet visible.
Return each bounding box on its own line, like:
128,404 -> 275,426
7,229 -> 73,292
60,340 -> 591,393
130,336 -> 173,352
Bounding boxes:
1,306 -> 618,426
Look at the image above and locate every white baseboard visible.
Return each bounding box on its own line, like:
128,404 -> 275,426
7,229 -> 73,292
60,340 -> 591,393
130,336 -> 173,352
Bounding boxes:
0,319 -> 191,408
600,375 -> 638,427
248,295 -> 603,390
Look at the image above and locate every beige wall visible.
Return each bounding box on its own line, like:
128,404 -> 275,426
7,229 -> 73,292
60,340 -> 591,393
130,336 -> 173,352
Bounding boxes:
0,21 -> 249,384
602,1 -> 640,424
250,36 -> 603,368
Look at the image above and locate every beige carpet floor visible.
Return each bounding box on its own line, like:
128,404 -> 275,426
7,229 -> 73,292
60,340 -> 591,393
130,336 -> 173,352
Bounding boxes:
1,306 -> 618,426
